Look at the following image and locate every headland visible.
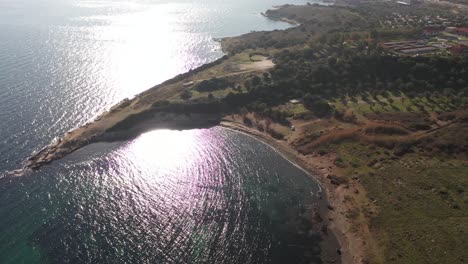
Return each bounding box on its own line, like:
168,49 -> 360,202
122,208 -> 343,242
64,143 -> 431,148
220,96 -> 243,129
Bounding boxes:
23,1 -> 468,263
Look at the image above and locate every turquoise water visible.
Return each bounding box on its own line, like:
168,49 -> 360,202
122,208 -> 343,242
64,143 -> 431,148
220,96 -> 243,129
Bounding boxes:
0,0 -> 338,263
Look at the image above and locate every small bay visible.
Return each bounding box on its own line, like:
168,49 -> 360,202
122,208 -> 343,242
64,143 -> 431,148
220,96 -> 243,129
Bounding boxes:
0,1 -> 336,263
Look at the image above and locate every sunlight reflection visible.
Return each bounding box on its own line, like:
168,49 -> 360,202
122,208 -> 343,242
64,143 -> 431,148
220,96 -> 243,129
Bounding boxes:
96,3 -> 204,98
118,128 -> 214,208
125,129 -> 199,168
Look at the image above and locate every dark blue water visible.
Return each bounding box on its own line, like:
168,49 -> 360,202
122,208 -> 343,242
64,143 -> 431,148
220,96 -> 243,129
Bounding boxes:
0,0 -> 335,263
1,128 -> 330,263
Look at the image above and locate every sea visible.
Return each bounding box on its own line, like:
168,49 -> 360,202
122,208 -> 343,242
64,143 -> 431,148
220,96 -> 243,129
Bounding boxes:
0,0 -> 337,263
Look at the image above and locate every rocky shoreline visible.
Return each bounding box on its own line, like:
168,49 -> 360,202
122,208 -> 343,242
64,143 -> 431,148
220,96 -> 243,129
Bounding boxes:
220,121 -> 368,264
19,5 -> 368,263
25,112 -> 221,170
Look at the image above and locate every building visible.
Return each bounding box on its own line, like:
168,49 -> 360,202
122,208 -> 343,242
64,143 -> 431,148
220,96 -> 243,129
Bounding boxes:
422,27 -> 444,37
438,35 -> 459,41
453,28 -> 468,37
446,27 -> 468,37
381,40 -> 440,55
381,40 -> 423,50
446,27 -> 457,33
431,43 -> 450,50
183,81 -> 194,87
396,1 -> 411,6
399,46 -> 440,54
289,99 -> 301,104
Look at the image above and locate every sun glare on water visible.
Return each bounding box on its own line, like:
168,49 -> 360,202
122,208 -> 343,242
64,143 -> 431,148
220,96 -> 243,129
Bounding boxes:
125,129 -> 200,168
117,128 -> 223,205
107,5 -> 181,96
83,2 -> 207,100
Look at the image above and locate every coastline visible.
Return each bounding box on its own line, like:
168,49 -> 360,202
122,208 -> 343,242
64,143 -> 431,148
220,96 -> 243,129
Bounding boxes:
18,5 -> 367,263
261,11 -> 301,26
5,0 -> 468,262
220,120 -> 367,264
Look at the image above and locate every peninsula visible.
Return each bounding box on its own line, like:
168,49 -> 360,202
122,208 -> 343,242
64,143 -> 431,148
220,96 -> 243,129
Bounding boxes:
25,1 -> 468,263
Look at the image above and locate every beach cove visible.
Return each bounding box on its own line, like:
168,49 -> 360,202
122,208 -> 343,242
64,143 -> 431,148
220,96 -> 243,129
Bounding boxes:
0,0 -> 346,263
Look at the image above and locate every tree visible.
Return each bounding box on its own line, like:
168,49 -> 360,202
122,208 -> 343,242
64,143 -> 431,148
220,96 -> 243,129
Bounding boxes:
303,94 -> 333,118
180,90 -> 192,100
251,76 -> 262,86
263,72 -> 271,83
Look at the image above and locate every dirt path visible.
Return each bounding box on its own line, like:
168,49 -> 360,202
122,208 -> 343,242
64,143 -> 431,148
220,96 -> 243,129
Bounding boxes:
194,58 -> 275,83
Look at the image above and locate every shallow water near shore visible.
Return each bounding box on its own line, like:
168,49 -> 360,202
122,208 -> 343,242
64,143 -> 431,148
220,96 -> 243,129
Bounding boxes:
0,0 -> 317,172
0,127 -> 340,263
0,0 -> 339,263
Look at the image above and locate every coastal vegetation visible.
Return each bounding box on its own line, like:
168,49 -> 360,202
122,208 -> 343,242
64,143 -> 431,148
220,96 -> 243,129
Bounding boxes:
25,0 -> 468,263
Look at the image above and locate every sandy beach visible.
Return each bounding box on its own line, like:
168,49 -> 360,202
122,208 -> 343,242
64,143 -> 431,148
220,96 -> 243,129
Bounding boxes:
20,8 -> 372,263
220,119 -> 371,264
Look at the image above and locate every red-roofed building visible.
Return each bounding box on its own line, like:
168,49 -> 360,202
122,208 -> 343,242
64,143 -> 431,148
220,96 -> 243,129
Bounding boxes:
452,28 -> 468,37
423,27 -> 444,37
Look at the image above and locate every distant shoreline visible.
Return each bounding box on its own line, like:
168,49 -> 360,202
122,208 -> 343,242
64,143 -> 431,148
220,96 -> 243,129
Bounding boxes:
261,11 -> 301,26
